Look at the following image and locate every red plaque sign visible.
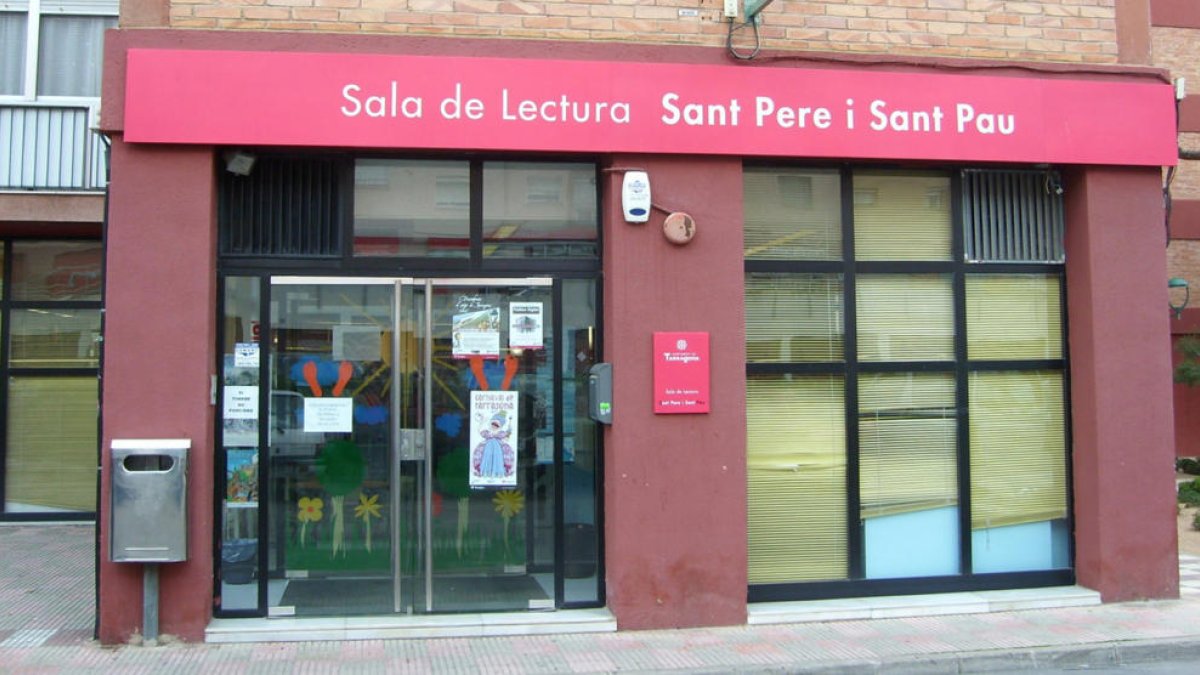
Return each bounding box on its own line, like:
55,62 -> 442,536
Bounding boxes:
654,332 -> 710,414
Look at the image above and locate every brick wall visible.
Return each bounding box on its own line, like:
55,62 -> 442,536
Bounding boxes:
166,0 -> 1119,64
1153,2 -> 1200,456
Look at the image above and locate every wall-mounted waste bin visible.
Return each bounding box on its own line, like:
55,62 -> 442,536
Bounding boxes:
110,439 -> 190,563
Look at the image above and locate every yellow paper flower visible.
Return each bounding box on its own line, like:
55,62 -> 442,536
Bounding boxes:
354,492 -> 382,520
298,496 -> 324,523
492,490 -> 524,519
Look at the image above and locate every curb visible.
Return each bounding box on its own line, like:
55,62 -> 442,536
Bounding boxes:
673,637 -> 1200,674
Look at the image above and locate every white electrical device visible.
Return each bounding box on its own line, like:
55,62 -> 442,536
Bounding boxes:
723,0 -> 739,18
622,171 -> 651,223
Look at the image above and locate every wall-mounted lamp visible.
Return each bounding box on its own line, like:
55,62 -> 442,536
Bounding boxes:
1170,277 -> 1190,319
224,150 -> 257,176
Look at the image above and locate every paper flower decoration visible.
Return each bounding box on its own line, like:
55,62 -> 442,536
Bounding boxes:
492,490 -> 525,519
492,489 -> 525,554
297,496 -> 323,547
354,492 -> 382,552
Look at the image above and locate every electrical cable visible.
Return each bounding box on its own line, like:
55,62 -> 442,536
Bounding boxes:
727,17 -> 761,61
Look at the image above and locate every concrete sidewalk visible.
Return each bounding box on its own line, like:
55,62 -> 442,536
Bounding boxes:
4,523 -> 1200,673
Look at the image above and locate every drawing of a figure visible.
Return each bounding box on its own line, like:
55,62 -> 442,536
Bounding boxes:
473,410 -> 514,479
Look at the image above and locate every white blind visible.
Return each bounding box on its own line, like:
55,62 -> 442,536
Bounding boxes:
744,168 -> 842,261
747,375 -> 847,583
853,171 -> 952,261
745,273 -> 843,363
0,12 -> 25,95
37,15 -> 114,97
859,373 -> 958,519
967,275 -> 1062,360
969,371 -> 1067,529
857,274 -> 954,362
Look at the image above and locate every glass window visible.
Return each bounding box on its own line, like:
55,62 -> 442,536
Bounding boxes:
744,168 -> 841,261
10,240 -> 102,301
745,273 -> 843,363
745,165 -> 1069,595
854,171 -> 952,261
967,275 -> 1062,360
219,277 -> 261,610
0,12 -> 25,95
969,371 -> 1069,573
482,162 -> 598,259
562,279 -> 600,603
37,15 -> 114,97
856,274 -> 954,362
5,376 -> 98,513
353,160 -> 470,258
859,373 -> 959,578
747,374 -> 847,583
9,308 -> 101,368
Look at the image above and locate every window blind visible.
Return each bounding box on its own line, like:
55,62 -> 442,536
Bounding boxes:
853,172 -> 952,262
745,273 -> 843,363
856,274 -> 954,362
5,376 -> 98,511
966,275 -> 1062,360
0,13 -> 25,95
744,168 -> 842,261
859,373 -> 958,519
969,371 -> 1067,529
747,375 -> 847,583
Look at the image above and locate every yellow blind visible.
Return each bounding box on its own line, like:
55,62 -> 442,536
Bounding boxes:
857,275 -> 954,362
859,373 -> 958,519
969,371 -> 1067,529
747,375 -> 847,583
853,171 -> 951,261
744,168 -> 842,261
966,275 -> 1062,360
745,273 -> 843,363
5,376 -> 98,511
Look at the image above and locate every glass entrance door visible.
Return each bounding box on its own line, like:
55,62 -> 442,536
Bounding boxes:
265,277 -> 557,616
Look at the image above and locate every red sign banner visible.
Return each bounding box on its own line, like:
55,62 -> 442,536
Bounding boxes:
654,332 -> 710,415
124,49 -> 1176,166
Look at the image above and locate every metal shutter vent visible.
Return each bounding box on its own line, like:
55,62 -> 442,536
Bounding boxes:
962,169 -> 1064,264
218,157 -> 342,258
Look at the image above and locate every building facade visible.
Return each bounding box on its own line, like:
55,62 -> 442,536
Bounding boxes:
0,0 -> 113,521
1157,0 -> 1200,456
97,1 -> 1181,643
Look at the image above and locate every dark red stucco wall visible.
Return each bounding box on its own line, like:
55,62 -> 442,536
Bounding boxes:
1065,166 -> 1179,601
601,156 -> 748,629
99,139 -> 217,643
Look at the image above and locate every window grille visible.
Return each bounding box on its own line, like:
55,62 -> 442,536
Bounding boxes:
218,157 -> 342,258
962,169 -> 1064,264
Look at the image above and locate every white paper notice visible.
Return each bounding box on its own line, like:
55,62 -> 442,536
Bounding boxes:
303,398 -> 354,433
508,302 -> 544,349
234,343 -> 260,368
223,386 -> 259,420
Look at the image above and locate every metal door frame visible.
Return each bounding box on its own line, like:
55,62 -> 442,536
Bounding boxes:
270,275 -> 554,615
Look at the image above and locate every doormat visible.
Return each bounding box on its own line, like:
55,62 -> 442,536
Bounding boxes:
277,575 -> 549,616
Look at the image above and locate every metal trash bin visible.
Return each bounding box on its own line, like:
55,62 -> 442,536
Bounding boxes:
110,439 -> 190,563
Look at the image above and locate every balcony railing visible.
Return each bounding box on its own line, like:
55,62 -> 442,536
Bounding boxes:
1,103 -> 107,191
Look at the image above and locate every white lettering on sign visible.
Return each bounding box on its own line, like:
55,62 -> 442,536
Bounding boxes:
341,82 -> 424,119
501,89 -> 630,124
660,93 -> 742,127
334,79 -> 1017,141
956,103 -> 1015,135
754,96 -> 832,129
869,99 -> 945,133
